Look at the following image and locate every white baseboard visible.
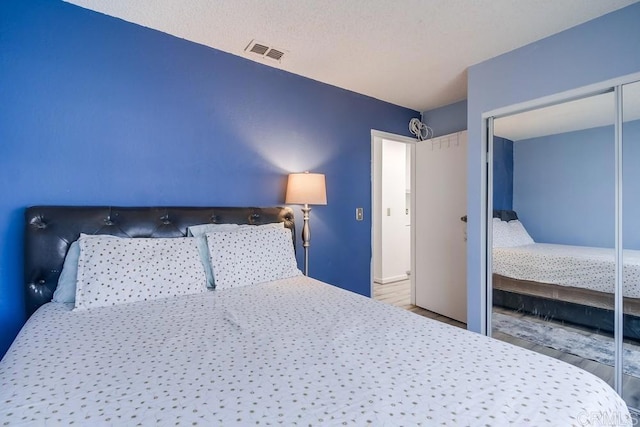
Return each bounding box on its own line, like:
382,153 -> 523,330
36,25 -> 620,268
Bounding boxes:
374,274 -> 409,284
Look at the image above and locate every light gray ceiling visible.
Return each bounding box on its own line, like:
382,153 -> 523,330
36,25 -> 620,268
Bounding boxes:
64,0 -> 637,112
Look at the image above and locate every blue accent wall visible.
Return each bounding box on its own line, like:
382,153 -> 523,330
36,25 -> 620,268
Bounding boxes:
513,120 -> 640,250
466,3 -> 640,333
421,100 -> 467,138
493,137 -> 514,211
0,0 -> 417,357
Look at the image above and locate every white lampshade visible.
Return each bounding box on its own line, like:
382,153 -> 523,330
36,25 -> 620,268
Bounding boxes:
285,172 -> 327,205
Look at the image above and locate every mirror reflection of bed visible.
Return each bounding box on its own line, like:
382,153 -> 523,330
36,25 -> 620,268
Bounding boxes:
489,81 -> 640,410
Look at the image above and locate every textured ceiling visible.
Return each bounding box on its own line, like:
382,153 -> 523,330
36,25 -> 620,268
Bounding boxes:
64,0 -> 637,112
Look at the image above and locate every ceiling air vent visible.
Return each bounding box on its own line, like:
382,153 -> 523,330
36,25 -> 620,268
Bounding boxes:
245,40 -> 286,62
265,49 -> 284,61
249,43 -> 269,55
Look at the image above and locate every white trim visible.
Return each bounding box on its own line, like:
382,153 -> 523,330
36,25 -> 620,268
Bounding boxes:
409,141 -> 416,306
371,129 -> 417,144
475,117 -> 489,335
485,117 -> 494,337
374,274 -> 409,285
614,84 -> 624,393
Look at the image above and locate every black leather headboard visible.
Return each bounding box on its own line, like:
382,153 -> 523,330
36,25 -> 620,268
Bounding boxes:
24,206 -> 295,317
493,210 -> 519,221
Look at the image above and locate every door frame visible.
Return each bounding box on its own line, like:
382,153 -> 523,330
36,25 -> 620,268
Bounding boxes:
370,130 -> 417,301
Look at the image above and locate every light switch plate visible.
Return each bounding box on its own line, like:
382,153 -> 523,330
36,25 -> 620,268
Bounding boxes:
356,208 -> 364,221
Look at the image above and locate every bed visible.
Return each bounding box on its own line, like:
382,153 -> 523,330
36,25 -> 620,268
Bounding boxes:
491,210 -> 640,340
0,206 -> 631,425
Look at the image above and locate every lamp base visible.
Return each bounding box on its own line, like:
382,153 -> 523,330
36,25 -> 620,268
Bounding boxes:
301,204 -> 311,276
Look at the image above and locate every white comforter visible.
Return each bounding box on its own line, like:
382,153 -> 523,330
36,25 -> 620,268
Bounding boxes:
0,276 -> 630,425
493,243 -> 640,297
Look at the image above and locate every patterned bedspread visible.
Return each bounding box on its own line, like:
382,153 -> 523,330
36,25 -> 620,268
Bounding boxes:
0,276 -> 630,425
493,243 -> 640,297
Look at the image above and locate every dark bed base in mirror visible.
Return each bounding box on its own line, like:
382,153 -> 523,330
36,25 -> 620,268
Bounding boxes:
24,206 -> 295,318
493,289 -> 640,342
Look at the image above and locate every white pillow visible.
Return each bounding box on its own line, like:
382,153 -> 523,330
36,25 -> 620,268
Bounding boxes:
187,222 -> 286,288
74,235 -> 207,310
206,226 -> 301,289
492,218 -> 508,248
53,234 -> 121,303
507,220 -> 535,246
492,218 -> 534,248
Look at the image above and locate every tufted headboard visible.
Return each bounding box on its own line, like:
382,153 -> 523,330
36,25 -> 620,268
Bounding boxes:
24,206 -> 295,317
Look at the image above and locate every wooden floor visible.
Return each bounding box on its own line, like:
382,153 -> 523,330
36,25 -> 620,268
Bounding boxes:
373,279 -> 465,329
373,279 -> 640,411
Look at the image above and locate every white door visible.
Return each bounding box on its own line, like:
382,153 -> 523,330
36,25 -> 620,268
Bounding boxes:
414,131 -> 467,323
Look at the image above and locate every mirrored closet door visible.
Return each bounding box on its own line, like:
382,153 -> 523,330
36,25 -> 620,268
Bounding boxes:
489,90 -> 618,392
623,80 -> 640,408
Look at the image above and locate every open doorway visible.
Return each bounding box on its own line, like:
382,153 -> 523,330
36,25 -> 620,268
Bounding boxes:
371,131 -> 415,309
373,136 -> 413,307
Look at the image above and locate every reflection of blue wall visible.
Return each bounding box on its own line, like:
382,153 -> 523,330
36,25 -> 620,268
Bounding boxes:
513,120 -> 640,249
0,0 -> 416,357
513,126 -> 614,247
493,137 -> 513,210
623,120 -> 640,249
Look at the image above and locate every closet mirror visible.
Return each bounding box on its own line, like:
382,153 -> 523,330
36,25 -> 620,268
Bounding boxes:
490,90 -> 618,391
623,79 -> 640,408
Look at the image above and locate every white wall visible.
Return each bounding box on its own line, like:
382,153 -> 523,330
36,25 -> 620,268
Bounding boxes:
373,138 -> 383,281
